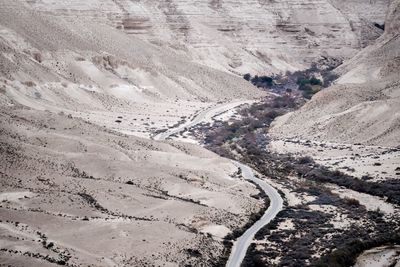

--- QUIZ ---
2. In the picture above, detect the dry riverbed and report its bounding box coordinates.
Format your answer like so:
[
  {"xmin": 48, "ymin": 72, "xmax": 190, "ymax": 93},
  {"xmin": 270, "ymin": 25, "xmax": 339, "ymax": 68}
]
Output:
[{"xmin": 183, "ymin": 94, "xmax": 400, "ymax": 267}]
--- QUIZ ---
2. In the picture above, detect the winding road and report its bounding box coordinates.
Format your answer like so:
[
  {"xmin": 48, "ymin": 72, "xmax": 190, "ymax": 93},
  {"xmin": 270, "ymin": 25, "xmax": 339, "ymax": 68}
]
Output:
[
  {"xmin": 154, "ymin": 101, "xmax": 284, "ymax": 267},
  {"xmin": 154, "ymin": 100, "xmax": 254, "ymax": 141},
  {"xmin": 226, "ymin": 161, "xmax": 283, "ymax": 267}
]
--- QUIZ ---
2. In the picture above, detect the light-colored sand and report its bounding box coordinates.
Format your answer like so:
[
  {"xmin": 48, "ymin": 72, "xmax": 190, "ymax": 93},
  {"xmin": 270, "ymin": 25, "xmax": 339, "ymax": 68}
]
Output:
[
  {"xmin": 200, "ymin": 225, "xmax": 231, "ymax": 239},
  {"xmin": 270, "ymin": 139, "xmax": 400, "ymax": 182},
  {"xmin": 270, "ymin": 1, "xmax": 400, "ymax": 147},
  {"xmin": 355, "ymin": 246, "xmax": 400, "ymax": 267},
  {"xmin": 0, "ymin": 191, "xmax": 35, "ymax": 202},
  {"xmin": 329, "ymin": 185, "xmax": 395, "ymax": 214},
  {"xmin": 269, "ymin": 139, "xmax": 399, "ymax": 215},
  {"xmin": 0, "ymin": 1, "xmax": 267, "ymax": 265},
  {"xmin": 0, "ymin": 0, "xmax": 264, "ymax": 140},
  {"xmin": 1, "ymin": 0, "xmax": 399, "ymax": 265},
  {"xmin": 0, "ymin": 105, "xmax": 264, "ymax": 266}
]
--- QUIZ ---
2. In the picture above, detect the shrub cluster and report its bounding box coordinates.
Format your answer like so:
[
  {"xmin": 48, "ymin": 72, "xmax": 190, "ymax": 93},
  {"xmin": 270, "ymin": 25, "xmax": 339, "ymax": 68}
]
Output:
[
  {"xmin": 243, "ymin": 74, "xmax": 275, "ymax": 88},
  {"xmin": 197, "ymin": 94, "xmax": 399, "ymax": 267},
  {"xmin": 313, "ymin": 233, "xmax": 400, "ymax": 267},
  {"xmin": 296, "ymin": 76, "xmax": 322, "ymax": 99}
]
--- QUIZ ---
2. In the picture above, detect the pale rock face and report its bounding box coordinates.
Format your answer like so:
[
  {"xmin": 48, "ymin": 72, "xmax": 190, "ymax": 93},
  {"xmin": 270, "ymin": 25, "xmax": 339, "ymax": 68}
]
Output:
[
  {"xmin": 0, "ymin": 0, "xmax": 266, "ymax": 138},
  {"xmin": 270, "ymin": 0, "xmax": 400, "ymax": 146},
  {"xmin": 24, "ymin": 0, "xmax": 389, "ymax": 74},
  {"xmin": 0, "ymin": 1, "xmax": 266, "ymax": 265},
  {"xmin": 385, "ymin": 0, "xmax": 400, "ymax": 35}
]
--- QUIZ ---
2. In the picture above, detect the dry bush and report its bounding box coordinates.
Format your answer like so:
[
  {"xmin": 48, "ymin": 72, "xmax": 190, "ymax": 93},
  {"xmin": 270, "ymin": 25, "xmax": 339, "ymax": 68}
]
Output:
[
  {"xmin": 298, "ymin": 156, "xmax": 314, "ymax": 165},
  {"xmin": 343, "ymin": 197, "xmax": 360, "ymax": 206},
  {"xmin": 33, "ymin": 52, "xmax": 42, "ymax": 63},
  {"xmin": 22, "ymin": 81, "xmax": 36, "ymax": 87}
]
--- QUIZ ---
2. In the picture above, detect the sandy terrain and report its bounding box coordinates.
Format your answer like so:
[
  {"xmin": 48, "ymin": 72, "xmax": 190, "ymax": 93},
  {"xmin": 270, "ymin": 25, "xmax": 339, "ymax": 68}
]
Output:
[
  {"xmin": 1, "ymin": 0, "xmax": 399, "ymax": 266},
  {"xmin": 355, "ymin": 246, "xmax": 400, "ymax": 267},
  {"xmin": 0, "ymin": 1, "xmax": 268, "ymax": 266},
  {"xmin": 269, "ymin": 139, "xmax": 400, "ymax": 215},
  {"xmin": 266, "ymin": 6, "xmax": 400, "ymax": 264},
  {"xmin": 0, "ymin": 0, "xmax": 264, "ymax": 139},
  {"xmin": 270, "ymin": 0, "xmax": 400, "ymax": 147},
  {"xmin": 270, "ymin": 139, "xmax": 400, "ymax": 182},
  {"xmin": 0, "ymin": 104, "xmax": 266, "ymax": 266},
  {"xmin": 240, "ymin": 169, "xmax": 399, "ymax": 266},
  {"xmin": 328, "ymin": 185, "xmax": 395, "ymax": 215}
]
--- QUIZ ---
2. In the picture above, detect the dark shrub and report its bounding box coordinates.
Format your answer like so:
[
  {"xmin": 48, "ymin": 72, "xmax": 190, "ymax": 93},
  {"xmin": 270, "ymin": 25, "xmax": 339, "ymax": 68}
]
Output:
[
  {"xmin": 251, "ymin": 75, "xmax": 259, "ymax": 84},
  {"xmin": 344, "ymin": 197, "xmax": 360, "ymax": 207},
  {"xmin": 259, "ymin": 76, "xmax": 274, "ymax": 86},
  {"xmin": 374, "ymin": 23, "xmax": 385, "ymax": 30},
  {"xmin": 297, "ymin": 77, "xmax": 310, "ymax": 87},
  {"xmin": 298, "ymin": 156, "xmax": 314, "ymax": 164},
  {"xmin": 310, "ymin": 76, "xmax": 322, "ymax": 86}
]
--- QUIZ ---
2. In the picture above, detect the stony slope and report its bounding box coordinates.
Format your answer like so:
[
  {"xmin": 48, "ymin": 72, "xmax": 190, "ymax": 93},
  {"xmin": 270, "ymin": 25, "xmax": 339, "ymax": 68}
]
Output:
[
  {"xmin": 270, "ymin": 0, "xmax": 400, "ymax": 146},
  {"xmin": 0, "ymin": 0, "xmax": 398, "ymax": 265},
  {"xmin": 22, "ymin": 0, "xmax": 389, "ymax": 74},
  {"xmin": 0, "ymin": 1, "xmax": 264, "ymax": 266},
  {"xmin": 0, "ymin": 0, "xmax": 264, "ymax": 138},
  {"xmin": 0, "ymin": 104, "xmax": 264, "ymax": 266}
]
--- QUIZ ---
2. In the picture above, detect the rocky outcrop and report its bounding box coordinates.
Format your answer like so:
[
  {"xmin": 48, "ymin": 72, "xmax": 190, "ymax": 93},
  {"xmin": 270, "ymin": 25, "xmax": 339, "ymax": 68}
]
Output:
[
  {"xmin": 23, "ymin": 0, "xmax": 390, "ymax": 74},
  {"xmin": 0, "ymin": 0, "xmax": 263, "ymax": 139},
  {"xmin": 0, "ymin": 0, "xmax": 262, "ymax": 101},
  {"xmin": 0, "ymin": 2, "xmax": 264, "ymax": 266},
  {"xmin": 386, "ymin": 0, "xmax": 400, "ymax": 35},
  {"xmin": 270, "ymin": 0, "xmax": 400, "ymax": 146}
]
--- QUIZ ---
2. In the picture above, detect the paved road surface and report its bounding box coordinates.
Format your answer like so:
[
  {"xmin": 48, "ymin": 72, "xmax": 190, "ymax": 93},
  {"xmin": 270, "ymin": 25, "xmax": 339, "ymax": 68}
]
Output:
[
  {"xmin": 226, "ymin": 161, "xmax": 283, "ymax": 267},
  {"xmin": 154, "ymin": 100, "xmax": 283, "ymax": 267}
]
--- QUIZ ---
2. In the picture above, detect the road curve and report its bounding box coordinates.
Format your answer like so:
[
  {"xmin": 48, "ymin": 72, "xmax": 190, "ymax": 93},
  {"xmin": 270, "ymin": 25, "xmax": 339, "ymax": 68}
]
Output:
[
  {"xmin": 154, "ymin": 100, "xmax": 253, "ymax": 141},
  {"xmin": 154, "ymin": 100, "xmax": 283, "ymax": 267},
  {"xmin": 226, "ymin": 161, "xmax": 283, "ymax": 267}
]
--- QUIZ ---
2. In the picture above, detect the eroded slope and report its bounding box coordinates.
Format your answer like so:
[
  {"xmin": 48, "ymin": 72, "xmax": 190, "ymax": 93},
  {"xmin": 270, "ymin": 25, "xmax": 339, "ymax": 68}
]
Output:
[
  {"xmin": 0, "ymin": 0, "xmax": 263, "ymax": 138},
  {"xmin": 0, "ymin": 1, "xmax": 265, "ymax": 266},
  {"xmin": 270, "ymin": 0, "xmax": 400, "ymax": 147},
  {"xmin": 22, "ymin": 0, "xmax": 389, "ymax": 74},
  {"xmin": 0, "ymin": 103, "xmax": 263, "ymax": 266}
]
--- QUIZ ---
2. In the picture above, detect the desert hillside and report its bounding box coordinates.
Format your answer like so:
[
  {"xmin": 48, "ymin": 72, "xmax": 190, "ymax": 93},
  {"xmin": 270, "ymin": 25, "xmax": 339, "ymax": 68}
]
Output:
[
  {"xmin": 1, "ymin": 0, "xmax": 400, "ymax": 266},
  {"xmin": 21, "ymin": 0, "xmax": 389, "ymax": 74},
  {"xmin": 0, "ymin": 1, "xmax": 265, "ymax": 138},
  {"xmin": 0, "ymin": 0, "xmax": 265, "ymax": 265},
  {"xmin": 0, "ymin": 104, "xmax": 264, "ymax": 266},
  {"xmin": 270, "ymin": 0, "xmax": 400, "ymax": 146}
]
